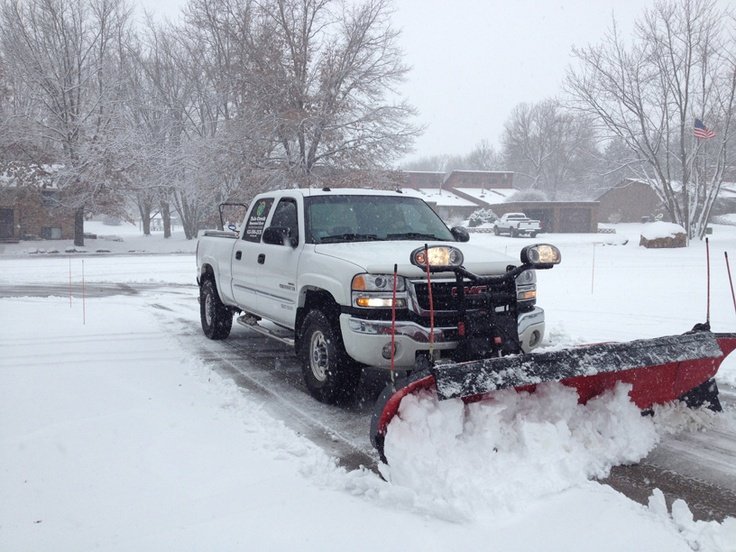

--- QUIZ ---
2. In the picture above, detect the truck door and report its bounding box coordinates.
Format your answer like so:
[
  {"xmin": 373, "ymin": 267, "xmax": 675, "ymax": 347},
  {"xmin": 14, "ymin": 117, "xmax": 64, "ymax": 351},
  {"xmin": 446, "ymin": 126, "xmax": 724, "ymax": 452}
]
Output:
[
  {"xmin": 257, "ymin": 197, "xmax": 301, "ymax": 327},
  {"xmin": 231, "ymin": 196, "xmax": 274, "ymax": 315}
]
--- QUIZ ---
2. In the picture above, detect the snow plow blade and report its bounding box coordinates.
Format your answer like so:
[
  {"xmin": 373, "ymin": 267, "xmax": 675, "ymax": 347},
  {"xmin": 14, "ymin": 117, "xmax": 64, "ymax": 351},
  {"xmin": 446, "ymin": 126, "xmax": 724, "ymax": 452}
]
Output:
[{"xmin": 370, "ymin": 331, "xmax": 736, "ymax": 462}]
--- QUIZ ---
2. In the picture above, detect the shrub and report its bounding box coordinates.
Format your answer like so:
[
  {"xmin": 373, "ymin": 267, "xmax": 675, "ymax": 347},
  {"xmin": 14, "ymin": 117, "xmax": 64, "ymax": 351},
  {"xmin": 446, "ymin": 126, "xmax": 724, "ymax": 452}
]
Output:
[{"xmin": 468, "ymin": 208, "xmax": 499, "ymax": 227}]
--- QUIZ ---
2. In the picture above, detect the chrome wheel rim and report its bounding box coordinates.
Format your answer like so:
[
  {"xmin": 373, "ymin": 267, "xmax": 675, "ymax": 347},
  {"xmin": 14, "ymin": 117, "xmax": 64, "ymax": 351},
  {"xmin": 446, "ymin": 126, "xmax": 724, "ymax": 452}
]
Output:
[
  {"xmin": 204, "ymin": 289, "xmax": 214, "ymax": 326},
  {"xmin": 309, "ymin": 331, "xmax": 329, "ymax": 382}
]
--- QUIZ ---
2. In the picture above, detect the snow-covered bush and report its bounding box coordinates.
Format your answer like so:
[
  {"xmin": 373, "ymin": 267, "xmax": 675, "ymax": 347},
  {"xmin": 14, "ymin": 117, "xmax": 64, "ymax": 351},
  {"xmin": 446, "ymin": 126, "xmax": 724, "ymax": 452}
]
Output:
[{"xmin": 467, "ymin": 208, "xmax": 499, "ymax": 227}]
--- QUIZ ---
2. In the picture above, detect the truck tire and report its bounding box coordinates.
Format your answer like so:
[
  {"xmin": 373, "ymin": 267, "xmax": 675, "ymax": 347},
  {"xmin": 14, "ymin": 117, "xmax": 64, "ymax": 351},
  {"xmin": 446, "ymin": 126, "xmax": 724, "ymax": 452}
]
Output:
[
  {"xmin": 511, "ymin": 228, "xmax": 518, "ymax": 237},
  {"xmin": 530, "ymin": 232, "xmax": 538, "ymax": 239},
  {"xmin": 298, "ymin": 310, "xmax": 361, "ymax": 404},
  {"xmin": 200, "ymin": 278, "xmax": 233, "ymax": 340},
  {"xmin": 493, "ymin": 226, "xmax": 500, "ymax": 236}
]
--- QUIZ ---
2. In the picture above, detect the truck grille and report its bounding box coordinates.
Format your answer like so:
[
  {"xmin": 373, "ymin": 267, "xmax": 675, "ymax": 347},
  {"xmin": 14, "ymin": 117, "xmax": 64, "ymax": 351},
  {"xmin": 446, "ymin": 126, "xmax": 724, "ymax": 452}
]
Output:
[
  {"xmin": 410, "ymin": 278, "xmax": 519, "ymax": 313},
  {"xmin": 411, "ymin": 281, "xmax": 460, "ymax": 311}
]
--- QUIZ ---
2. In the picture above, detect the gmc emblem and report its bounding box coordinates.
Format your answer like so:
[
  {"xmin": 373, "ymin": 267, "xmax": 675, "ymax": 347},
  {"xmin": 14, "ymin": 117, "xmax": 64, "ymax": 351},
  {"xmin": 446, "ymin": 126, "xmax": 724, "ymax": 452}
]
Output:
[{"xmin": 450, "ymin": 285, "xmax": 488, "ymax": 297}]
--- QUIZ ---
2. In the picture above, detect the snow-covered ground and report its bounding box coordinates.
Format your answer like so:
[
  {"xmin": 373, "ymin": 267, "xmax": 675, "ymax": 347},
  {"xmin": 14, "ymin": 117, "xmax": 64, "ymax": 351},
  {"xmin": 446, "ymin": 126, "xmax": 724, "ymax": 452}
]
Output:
[{"xmin": 1, "ymin": 221, "xmax": 736, "ymax": 551}]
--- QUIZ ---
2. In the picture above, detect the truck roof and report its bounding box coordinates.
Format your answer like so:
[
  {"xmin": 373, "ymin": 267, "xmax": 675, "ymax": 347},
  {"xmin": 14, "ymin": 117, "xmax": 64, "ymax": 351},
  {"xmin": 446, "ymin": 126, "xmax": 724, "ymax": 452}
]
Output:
[{"xmin": 262, "ymin": 187, "xmax": 410, "ymax": 198}]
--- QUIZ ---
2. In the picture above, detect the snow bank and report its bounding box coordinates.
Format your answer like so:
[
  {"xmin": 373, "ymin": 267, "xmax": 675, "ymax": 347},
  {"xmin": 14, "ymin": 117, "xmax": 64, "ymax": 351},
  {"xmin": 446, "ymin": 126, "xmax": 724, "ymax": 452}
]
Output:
[
  {"xmin": 640, "ymin": 221, "xmax": 686, "ymax": 240},
  {"xmin": 378, "ymin": 383, "xmax": 736, "ymax": 549},
  {"xmin": 381, "ymin": 383, "xmax": 658, "ymax": 519}
]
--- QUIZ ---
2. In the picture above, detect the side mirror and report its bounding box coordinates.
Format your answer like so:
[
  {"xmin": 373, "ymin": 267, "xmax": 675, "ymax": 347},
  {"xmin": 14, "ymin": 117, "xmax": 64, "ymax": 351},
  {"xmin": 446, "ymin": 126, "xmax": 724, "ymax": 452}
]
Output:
[
  {"xmin": 520, "ymin": 244, "xmax": 561, "ymax": 268},
  {"xmin": 227, "ymin": 223, "xmax": 238, "ymax": 232},
  {"xmin": 451, "ymin": 226, "xmax": 470, "ymax": 242},
  {"xmin": 263, "ymin": 226, "xmax": 296, "ymax": 247}
]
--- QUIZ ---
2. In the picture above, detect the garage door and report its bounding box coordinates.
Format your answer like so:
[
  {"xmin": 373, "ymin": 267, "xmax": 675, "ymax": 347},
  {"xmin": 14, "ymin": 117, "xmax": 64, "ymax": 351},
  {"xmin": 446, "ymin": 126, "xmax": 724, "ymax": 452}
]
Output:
[{"xmin": 559, "ymin": 208, "xmax": 591, "ymax": 233}]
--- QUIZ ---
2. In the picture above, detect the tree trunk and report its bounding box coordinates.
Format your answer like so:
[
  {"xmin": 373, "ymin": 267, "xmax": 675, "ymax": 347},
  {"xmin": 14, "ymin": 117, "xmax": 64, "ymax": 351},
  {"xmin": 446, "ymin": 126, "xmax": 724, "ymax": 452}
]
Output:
[
  {"xmin": 136, "ymin": 193, "xmax": 153, "ymax": 235},
  {"xmin": 73, "ymin": 207, "xmax": 85, "ymax": 247},
  {"xmin": 161, "ymin": 200, "xmax": 171, "ymax": 239},
  {"xmin": 141, "ymin": 213, "xmax": 151, "ymax": 235}
]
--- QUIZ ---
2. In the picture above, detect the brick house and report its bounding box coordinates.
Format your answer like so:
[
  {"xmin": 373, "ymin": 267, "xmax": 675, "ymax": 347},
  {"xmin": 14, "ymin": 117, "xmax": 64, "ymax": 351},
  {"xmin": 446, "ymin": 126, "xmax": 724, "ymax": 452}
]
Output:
[
  {"xmin": 0, "ymin": 163, "xmax": 74, "ymax": 241},
  {"xmin": 401, "ymin": 170, "xmax": 517, "ymax": 221},
  {"xmin": 596, "ymin": 179, "xmax": 667, "ymax": 223},
  {"xmin": 400, "ymin": 169, "xmax": 598, "ymax": 232}
]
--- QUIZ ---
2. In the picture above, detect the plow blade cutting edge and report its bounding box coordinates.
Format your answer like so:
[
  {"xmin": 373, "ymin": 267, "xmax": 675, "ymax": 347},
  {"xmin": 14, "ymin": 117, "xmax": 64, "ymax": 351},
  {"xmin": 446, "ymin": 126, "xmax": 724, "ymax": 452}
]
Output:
[{"xmin": 370, "ymin": 331, "xmax": 736, "ymax": 462}]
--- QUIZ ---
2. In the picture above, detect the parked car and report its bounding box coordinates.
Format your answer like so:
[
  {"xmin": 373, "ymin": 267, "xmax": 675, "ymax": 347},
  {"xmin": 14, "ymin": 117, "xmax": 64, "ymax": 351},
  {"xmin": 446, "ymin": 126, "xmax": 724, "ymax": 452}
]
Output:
[{"xmin": 494, "ymin": 213, "xmax": 541, "ymax": 238}]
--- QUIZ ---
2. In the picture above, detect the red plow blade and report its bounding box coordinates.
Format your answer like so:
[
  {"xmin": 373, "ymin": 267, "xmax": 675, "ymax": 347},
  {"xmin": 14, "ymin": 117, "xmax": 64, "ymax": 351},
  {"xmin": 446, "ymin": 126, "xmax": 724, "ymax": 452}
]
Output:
[{"xmin": 370, "ymin": 331, "xmax": 736, "ymax": 462}]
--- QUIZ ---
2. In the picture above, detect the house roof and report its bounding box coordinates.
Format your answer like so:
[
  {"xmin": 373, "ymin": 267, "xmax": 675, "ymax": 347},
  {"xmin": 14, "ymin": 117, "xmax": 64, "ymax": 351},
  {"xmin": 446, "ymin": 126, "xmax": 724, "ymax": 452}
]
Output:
[
  {"xmin": 400, "ymin": 187, "xmax": 477, "ymax": 207},
  {"xmin": 453, "ymin": 187, "xmax": 516, "ymax": 205},
  {"xmin": 443, "ymin": 169, "xmax": 514, "ymax": 189}
]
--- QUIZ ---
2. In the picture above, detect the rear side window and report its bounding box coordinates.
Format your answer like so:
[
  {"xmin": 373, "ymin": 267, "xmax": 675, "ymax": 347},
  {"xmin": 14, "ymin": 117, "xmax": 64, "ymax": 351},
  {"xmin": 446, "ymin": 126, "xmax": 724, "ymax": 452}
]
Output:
[{"xmin": 243, "ymin": 198, "xmax": 273, "ymax": 242}]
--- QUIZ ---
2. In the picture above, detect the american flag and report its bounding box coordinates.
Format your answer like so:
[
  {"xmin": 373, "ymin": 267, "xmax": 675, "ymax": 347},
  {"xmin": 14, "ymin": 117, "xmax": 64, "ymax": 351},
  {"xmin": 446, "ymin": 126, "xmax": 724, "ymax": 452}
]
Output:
[{"xmin": 694, "ymin": 118, "xmax": 716, "ymax": 139}]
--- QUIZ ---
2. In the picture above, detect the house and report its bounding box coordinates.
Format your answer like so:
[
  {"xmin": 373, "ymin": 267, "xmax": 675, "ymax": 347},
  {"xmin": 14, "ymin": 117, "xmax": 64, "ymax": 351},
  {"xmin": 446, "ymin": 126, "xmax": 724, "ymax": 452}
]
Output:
[
  {"xmin": 401, "ymin": 170, "xmax": 517, "ymax": 222},
  {"xmin": 596, "ymin": 178, "xmax": 736, "ymax": 223},
  {"xmin": 0, "ymin": 163, "xmax": 73, "ymax": 241},
  {"xmin": 490, "ymin": 201, "xmax": 599, "ymax": 233},
  {"xmin": 712, "ymin": 184, "xmax": 736, "ymax": 216},
  {"xmin": 596, "ymin": 179, "xmax": 667, "ymax": 223},
  {"xmin": 400, "ymin": 169, "xmax": 598, "ymax": 232}
]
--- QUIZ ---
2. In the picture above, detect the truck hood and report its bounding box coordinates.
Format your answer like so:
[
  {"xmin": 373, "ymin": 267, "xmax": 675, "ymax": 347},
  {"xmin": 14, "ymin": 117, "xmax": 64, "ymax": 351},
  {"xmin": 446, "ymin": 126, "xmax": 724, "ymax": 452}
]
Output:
[{"xmin": 312, "ymin": 240, "xmax": 515, "ymax": 277}]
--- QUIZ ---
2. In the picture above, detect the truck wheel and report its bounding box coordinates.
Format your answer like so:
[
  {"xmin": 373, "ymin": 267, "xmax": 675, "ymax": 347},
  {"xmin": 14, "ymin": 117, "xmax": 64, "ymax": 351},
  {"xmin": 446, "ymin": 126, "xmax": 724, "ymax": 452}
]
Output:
[
  {"xmin": 511, "ymin": 228, "xmax": 518, "ymax": 237},
  {"xmin": 493, "ymin": 226, "xmax": 500, "ymax": 236},
  {"xmin": 530, "ymin": 232, "xmax": 538, "ymax": 238},
  {"xmin": 200, "ymin": 278, "xmax": 233, "ymax": 340},
  {"xmin": 299, "ymin": 310, "xmax": 361, "ymax": 404}
]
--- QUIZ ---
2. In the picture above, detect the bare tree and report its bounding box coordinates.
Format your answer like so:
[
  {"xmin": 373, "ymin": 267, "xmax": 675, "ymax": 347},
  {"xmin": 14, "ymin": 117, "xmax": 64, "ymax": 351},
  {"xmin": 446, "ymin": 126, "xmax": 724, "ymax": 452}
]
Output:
[
  {"xmin": 567, "ymin": 0, "xmax": 736, "ymax": 239},
  {"xmin": 402, "ymin": 140, "xmax": 503, "ymax": 173},
  {"xmin": 0, "ymin": 0, "xmax": 135, "ymax": 245},
  {"xmin": 502, "ymin": 99, "xmax": 598, "ymax": 200},
  {"xmin": 238, "ymin": 0, "xmax": 419, "ymax": 182},
  {"xmin": 464, "ymin": 140, "xmax": 503, "ymax": 170}
]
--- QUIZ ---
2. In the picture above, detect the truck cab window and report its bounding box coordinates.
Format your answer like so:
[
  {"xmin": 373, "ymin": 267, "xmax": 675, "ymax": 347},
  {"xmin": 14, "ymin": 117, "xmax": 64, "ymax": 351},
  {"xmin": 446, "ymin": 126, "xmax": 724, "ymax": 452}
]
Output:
[{"xmin": 269, "ymin": 198, "xmax": 299, "ymax": 244}]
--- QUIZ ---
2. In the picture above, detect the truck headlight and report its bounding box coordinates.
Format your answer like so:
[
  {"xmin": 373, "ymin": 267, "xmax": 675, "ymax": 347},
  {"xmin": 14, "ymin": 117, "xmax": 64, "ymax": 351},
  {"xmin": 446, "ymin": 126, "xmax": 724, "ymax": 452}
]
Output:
[
  {"xmin": 352, "ymin": 274, "xmax": 405, "ymax": 292},
  {"xmin": 515, "ymin": 269, "xmax": 536, "ymax": 285},
  {"xmin": 352, "ymin": 273, "xmax": 407, "ymax": 309},
  {"xmin": 516, "ymin": 269, "xmax": 537, "ymax": 303}
]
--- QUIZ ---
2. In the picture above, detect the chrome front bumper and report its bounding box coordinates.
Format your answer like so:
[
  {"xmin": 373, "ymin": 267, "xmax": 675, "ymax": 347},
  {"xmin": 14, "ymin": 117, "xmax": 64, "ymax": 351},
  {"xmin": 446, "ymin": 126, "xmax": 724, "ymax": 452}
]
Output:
[{"xmin": 339, "ymin": 307, "xmax": 546, "ymax": 368}]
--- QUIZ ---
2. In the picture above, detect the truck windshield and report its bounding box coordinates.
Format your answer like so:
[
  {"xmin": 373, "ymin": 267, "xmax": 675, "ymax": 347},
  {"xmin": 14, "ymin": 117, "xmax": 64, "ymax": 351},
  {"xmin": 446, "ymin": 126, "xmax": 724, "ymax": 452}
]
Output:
[{"xmin": 304, "ymin": 195, "xmax": 455, "ymax": 244}]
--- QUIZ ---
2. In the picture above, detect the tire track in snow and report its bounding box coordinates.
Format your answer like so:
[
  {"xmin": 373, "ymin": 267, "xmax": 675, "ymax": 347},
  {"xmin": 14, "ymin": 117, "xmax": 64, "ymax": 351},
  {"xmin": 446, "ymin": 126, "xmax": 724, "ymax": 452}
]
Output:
[{"xmin": 162, "ymin": 312, "xmax": 382, "ymax": 472}]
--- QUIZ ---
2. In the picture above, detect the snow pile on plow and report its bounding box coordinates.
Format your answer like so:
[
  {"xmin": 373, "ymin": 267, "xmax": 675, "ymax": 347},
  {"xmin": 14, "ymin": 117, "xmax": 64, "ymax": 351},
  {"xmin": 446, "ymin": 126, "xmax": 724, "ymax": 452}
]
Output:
[{"xmin": 381, "ymin": 382, "xmax": 670, "ymax": 516}]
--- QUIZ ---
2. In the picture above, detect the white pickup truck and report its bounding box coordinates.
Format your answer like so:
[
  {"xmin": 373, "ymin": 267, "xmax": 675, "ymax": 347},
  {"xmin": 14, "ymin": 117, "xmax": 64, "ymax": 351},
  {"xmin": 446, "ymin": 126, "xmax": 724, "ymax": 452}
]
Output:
[
  {"xmin": 196, "ymin": 188, "xmax": 550, "ymax": 404},
  {"xmin": 494, "ymin": 212, "xmax": 542, "ymax": 237}
]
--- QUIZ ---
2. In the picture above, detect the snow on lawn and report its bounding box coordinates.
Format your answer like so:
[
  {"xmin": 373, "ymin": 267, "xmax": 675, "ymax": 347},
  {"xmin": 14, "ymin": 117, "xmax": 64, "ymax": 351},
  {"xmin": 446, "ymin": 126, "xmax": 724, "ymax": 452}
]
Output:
[
  {"xmin": 2, "ymin": 223, "xmax": 736, "ymax": 551},
  {"xmin": 0, "ymin": 219, "xmax": 197, "ymax": 257}
]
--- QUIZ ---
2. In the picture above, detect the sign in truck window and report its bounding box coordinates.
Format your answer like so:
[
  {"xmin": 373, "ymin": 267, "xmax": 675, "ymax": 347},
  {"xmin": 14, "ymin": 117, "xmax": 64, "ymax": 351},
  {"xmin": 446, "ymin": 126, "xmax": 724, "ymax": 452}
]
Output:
[{"xmin": 243, "ymin": 198, "xmax": 273, "ymax": 242}]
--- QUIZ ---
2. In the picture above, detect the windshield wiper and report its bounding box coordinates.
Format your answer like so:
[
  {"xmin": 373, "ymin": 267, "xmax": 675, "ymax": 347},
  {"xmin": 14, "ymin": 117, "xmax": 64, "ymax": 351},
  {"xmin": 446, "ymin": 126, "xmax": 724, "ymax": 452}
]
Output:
[
  {"xmin": 386, "ymin": 232, "xmax": 444, "ymax": 241},
  {"xmin": 319, "ymin": 233, "xmax": 381, "ymax": 243}
]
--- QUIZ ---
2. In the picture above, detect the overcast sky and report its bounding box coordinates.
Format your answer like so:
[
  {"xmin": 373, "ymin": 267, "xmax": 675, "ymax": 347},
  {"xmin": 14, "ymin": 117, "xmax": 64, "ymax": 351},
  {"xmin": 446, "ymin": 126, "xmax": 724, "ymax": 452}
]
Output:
[{"xmin": 136, "ymin": 0, "xmax": 651, "ymax": 163}]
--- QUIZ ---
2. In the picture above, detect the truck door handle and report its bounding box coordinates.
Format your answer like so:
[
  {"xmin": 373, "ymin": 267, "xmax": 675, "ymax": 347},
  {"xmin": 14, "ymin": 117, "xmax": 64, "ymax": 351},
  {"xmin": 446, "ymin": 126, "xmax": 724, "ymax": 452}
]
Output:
[
  {"xmin": 257, "ymin": 254, "xmax": 265, "ymax": 264},
  {"xmin": 235, "ymin": 251, "xmax": 242, "ymax": 260}
]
